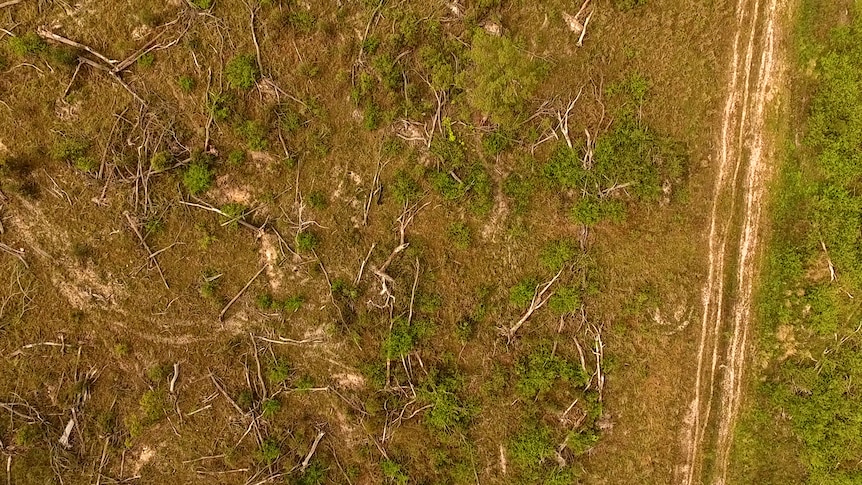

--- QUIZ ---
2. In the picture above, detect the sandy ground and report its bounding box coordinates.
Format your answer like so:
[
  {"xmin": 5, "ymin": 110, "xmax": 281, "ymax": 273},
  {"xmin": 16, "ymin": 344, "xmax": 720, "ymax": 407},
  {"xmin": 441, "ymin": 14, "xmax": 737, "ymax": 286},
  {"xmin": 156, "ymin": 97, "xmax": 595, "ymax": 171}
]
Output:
[{"xmin": 678, "ymin": 0, "xmax": 784, "ymax": 483}]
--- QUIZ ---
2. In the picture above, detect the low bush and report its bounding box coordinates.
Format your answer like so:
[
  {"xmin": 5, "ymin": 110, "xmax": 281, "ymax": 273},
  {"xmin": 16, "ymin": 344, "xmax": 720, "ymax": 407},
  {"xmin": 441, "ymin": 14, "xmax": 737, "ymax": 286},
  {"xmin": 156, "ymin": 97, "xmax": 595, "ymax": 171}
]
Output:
[
  {"xmin": 183, "ymin": 158, "xmax": 214, "ymax": 195},
  {"xmin": 225, "ymin": 54, "xmax": 260, "ymax": 90}
]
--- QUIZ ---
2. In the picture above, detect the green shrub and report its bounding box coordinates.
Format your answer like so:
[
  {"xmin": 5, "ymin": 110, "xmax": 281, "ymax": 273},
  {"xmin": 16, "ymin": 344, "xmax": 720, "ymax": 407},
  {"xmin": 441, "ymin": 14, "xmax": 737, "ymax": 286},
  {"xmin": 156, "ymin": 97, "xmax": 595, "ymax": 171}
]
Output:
[
  {"xmin": 391, "ymin": 169, "xmax": 422, "ymax": 205},
  {"xmin": 543, "ymin": 145, "xmax": 587, "ymax": 189},
  {"xmin": 381, "ymin": 459, "xmax": 409, "ymax": 485},
  {"xmin": 455, "ymin": 318, "xmax": 477, "ymax": 342},
  {"xmin": 509, "ymin": 278, "xmax": 538, "ymax": 308},
  {"xmin": 567, "ymin": 428, "xmax": 599, "ymax": 455},
  {"xmin": 540, "ymin": 239, "xmax": 578, "ymax": 271},
  {"xmin": 225, "ymin": 54, "xmax": 260, "ymax": 90},
  {"xmin": 235, "ymin": 120, "xmax": 269, "ymax": 150},
  {"xmin": 281, "ymin": 295, "xmax": 304, "ymax": 312},
  {"xmin": 509, "ymin": 424, "xmax": 555, "ymax": 470},
  {"xmin": 295, "ymin": 231, "xmax": 319, "ymax": 252},
  {"xmin": 516, "ymin": 345, "xmax": 585, "ymax": 398},
  {"xmin": 139, "ymin": 390, "xmax": 166, "ymax": 423},
  {"xmin": 447, "ymin": 222, "xmax": 471, "ymax": 249},
  {"xmin": 146, "ymin": 363, "xmax": 172, "ymax": 383},
  {"xmin": 52, "ymin": 137, "xmax": 89, "ymax": 162},
  {"xmin": 418, "ymin": 44, "xmax": 458, "ymax": 91},
  {"xmin": 288, "ymin": 9, "xmax": 317, "ymax": 33},
  {"xmin": 150, "ymin": 151, "xmax": 173, "ymax": 172},
  {"xmin": 331, "ymin": 278, "xmax": 359, "ymax": 301},
  {"xmin": 14, "ymin": 424, "xmax": 40, "ymax": 446},
  {"xmin": 503, "ymin": 172, "xmax": 535, "ymax": 213},
  {"xmin": 297, "ymin": 461, "xmax": 328, "ymax": 485},
  {"xmin": 74, "ymin": 157, "xmax": 99, "ymax": 173},
  {"xmin": 137, "ymin": 52, "xmax": 155, "ymax": 68},
  {"xmin": 227, "ymin": 149, "xmax": 245, "ymax": 166},
  {"xmin": 277, "ymin": 106, "xmax": 302, "ymax": 133},
  {"xmin": 429, "ymin": 171, "xmax": 466, "ymax": 201},
  {"xmin": 483, "ymin": 129, "xmax": 512, "ymax": 156},
  {"xmin": 257, "ymin": 438, "xmax": 281, "ymax": 464},
  {"xmin": 206, "ymin": 92, "xmax": 232, "ymax": 120},
  {"xmin": 308, "ymin": 190, "xmax": 327, "ymax": 209},
  {"xmin": 261, "ymin": 398, "xmax": 281, "ymax": 417},
  {"xmin": 382, "ymin": 319, "xmax": 417, "ymax": 360},
  {"xmin": 178, "ymin": 75, "xmax": 196, "ymax": 93},
  {"xmin": 465, "ymin": 32, "xmax": 547, "ymax": 124},
  {"xmin": 220, "ymin": 203, "xmax": 246, "ymax": 229},
  {"xmin": 267, "ymin": 359, "xmax": 292, "ymax": 385},
  {"xmin": 420, "ymin": 369, "xmax": 473, "ymax": 433},
  {"xmin": 183, "ymin": 160, "xmax": 214, "ymax": 195},
  {"xmin": 362, "ymin": 103, "xmax": 382, "ymax": 130},
  {"xmin": 256, "ymin": 293, "xmax": 274, "ymax": 310},
  {"xmin": 572, "ymin": 197, "xmax": 625, "ymax": 226},
  {"xmin": 549, "ymin": 286, "xmax": 581, "ymax": 314},
  {"xmin": 236, "ymin": 389, "xmax": 254, "ymax": 411},
  {"xmin": 199, "ymin": 275, "xmax": 218, "ymax": 298},
  {"xmin": 190, "ymin": 0, "xmax": 212, "ymax": 9},
  {"xmin": 8, "ymin": 32, "xmax": 46, "ymax": 57},
  {"xmin": 592, "ymin": 111, "xmax": 685, "ymax": 200},
  {"xmin": 144, "ymin": 218, "xmax": 164, "ymax": 237}
]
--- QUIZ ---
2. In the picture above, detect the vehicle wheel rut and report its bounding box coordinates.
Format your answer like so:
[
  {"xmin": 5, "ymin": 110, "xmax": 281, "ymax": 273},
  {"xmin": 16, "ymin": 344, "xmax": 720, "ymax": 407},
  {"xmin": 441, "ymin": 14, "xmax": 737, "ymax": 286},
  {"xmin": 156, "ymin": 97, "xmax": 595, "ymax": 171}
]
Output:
[{"xmin": 679, "ymin": 0, "xmax": 784, "ymax": 483}]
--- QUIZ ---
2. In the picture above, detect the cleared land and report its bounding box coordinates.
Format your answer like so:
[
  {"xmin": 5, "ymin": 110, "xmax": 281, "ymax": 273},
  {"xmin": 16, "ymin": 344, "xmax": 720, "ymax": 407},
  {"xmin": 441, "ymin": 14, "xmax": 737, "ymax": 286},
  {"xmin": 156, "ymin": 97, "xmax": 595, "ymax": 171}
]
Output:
[{"xmin": 0, "ymin": 0, "xmax": 804, "ymax": 484}]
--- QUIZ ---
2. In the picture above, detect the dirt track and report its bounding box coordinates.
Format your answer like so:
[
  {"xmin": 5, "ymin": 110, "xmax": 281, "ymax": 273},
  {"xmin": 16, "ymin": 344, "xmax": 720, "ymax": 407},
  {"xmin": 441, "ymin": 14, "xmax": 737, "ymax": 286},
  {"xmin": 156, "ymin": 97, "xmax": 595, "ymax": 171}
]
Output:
[{"xmin": 679, "ymin": 0, "xmax": 783, "ymax": 483}]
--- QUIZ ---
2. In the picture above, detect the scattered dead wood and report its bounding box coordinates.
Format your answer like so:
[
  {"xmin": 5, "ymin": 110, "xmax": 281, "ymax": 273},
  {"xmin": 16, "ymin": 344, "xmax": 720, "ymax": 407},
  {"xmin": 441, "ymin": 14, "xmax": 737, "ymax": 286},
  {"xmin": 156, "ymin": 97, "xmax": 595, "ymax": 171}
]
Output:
[
  {"xmin": 218, "ymin": 264, "xmax": 268, "ymax": 322},
  {"xmin": 556, "ymin": 88, "xmax": 584, "ymax": 149},
  {"xmin": 502, "ymin": 268, "xmax": 564, "ymax": 342},
  {"xmin": 181, "ymin": 199, "xmax": 262, "ymax": 234},
  {"xmin": 37, "ymin": 28, "xmax": 117, "ymax": 67},
  {"xmin": 578, "ymin": 10, "xmax": 594, "ymax": 47},
  {"xmin": 355, "ymin": 243, "xmax": 376, "ymax": 285},
  {"xmin": 125, "ymin": 211, "xmax": 169, "ymax": 289},
  {"xmin": 363, "ymin": 159, "xmax": 386, "ymax": 225},
  {"xmin": 209, "ymin": 372, "xmax": 245, "ymax": 415},
  {"xmin": 820, "ymin": 239, "xmax": 836, "ymax": 282},
  {"xmin": 0, "ymin": 242, "xmax": 26, "ymax": 268},
  {"xmin": 370, "ymin": 201, "xmax": 429, "ymax": 306},
  {"xmin": 253, "ymin": 335, "xmax": 323, "ymax": 346},
  {"xmin": 0, "ymin": 0, "xmax": 23, "ymax": 8},
  {"xmin": 301, "ymin": 431, "xmax": 326, "ymax": 472},
  {"xmin": 169, "ymin": 363, "xmax": 180, "ymax": 394}
]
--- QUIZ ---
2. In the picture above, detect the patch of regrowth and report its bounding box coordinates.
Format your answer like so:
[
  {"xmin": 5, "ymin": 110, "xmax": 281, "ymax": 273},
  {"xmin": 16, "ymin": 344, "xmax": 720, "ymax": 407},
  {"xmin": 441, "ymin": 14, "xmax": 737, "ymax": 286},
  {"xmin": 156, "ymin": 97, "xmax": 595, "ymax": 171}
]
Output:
[
  {"xmin": 8, "ymin": 32, "xmax": 46, "ymax": 57},
  {"xmin": 178, "ymin": 74, "xmax": 196, "ymax": 93},
  {"xmin": 225, "ymin": 54, "xmax": 260, "ymax": 90},
  {"xmin": 540, "ymin": 239, "xmax": 578, "ymax": 271},
  {"xmin": 295, "ymin": 230, "xmax": 319, "ymax": 252},
  {"xmin": 257, "ymin": 437, "xmax": 281, "ymax": 465},
  {"xmin": 509, "ymin": 423, "xmax": 555, "ymax": 471},
  {"xmin": 261, "ymin": 398, "xmax": 281, "ymax": 418},
  {"xmin": 465, "ymin": 31, "xmax": 547, "ymax": 125},
  {"xmin": 571, "ymin": 197, "xmax": 625, "ymax": 226},
  {"xmin": 149, "ymin": 151, "xmax": 173, "ymax": 172},
  {"xmin": 391, "ymin": 169, "xmax": 423, "ymax": 205},
  {"xmin": 235, "ymin": 119, "xmax": 269, "ymax": 150},
  {"xmin": 137, "ymin": 52, "xmax": 155, "ymax": 68},
  {"xmin": 381, "ymin": 459, "xmax": 409, "ymax": 485},
  {"xmin": 183, "ymin": 155, "xmax": 214, "ymax": 195},
  {"xmin": 447, "ymin": 221, "xmax": 472, "ymax": 250},
  {"xmin": 548, "ymin": 286, "xmax": 581, "ymax": 315},
  {"xmin": 267, "ymin": 359, "xmax": 292, "ymax": 386},
  {"xmin": 509, "ymin": 277, "xmax": 538, "ymax": 309},
  {"xmin": 308, "ymin": 190, "xmax": 328, "ymax": 209},
  {"xmin": 516, "ymin": 345, "xmax": 586, "ymax": 398},
  {"xmin": 219, "ymin": 203, "xmax": 247, "ymax": 229}
]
